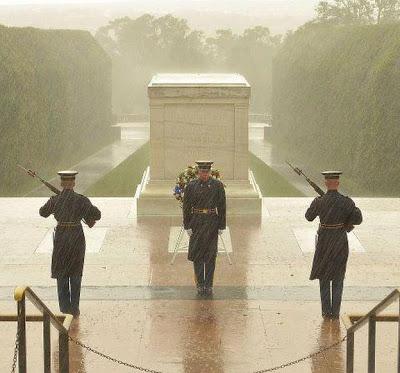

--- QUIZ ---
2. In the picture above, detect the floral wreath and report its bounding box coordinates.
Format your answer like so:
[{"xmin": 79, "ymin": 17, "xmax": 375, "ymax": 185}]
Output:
[{"xmin": 173, "ymin": 164, "xmax": 223, "ymax": 205}]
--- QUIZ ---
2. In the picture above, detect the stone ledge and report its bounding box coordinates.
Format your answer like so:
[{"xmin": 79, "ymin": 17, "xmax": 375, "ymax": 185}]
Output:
[
  {"xmin": 148, "ymin": 86, "xmax": 251, "ymax": 99},
  {"xmin": 137, "ymin": 179, "xmax": 261, "ymax": 216}
]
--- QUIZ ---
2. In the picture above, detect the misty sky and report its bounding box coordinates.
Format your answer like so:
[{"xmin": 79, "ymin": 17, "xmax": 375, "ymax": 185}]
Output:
[
  {"xmin": 0, "ymin": 0, "xmax": 319, "ymax": 34},
  {"xmin": 1, "ymin": 0, "xmax": 317, "ymax": 6}
]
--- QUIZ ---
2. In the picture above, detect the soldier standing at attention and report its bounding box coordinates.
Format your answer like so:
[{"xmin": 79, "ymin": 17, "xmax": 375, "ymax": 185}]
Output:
[
  {"xmin": 306, "ymin": 171, "xmax": 362, "ymax": 319},
  {"xmin": 183, "ymin": 161, "xmax": 226, "ymax": 297},
  {"xmin": 39, "ymin": 171, "xmax": 101, "ymax": 317}
]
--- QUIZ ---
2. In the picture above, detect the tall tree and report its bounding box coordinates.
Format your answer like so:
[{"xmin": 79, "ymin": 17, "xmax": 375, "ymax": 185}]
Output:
[
  {"xmin": 95, "ymin": 14, "xmax": 208, "ymax": 113},
  {"xmin": 316, "ymin": 0, "xmax": 400, "ymax": 24},
  {"xmin": 206, "ymin": 26, "xmax": 280, "ymax": 111},
  {"xmin": 316, "ymin": 0, "xmax": 374, "ymax": 24},
  {"xmin": 375, "ymin": 0, "xmax": 400, "ymax": 23},
  {"xmin": 96, "ymin": 14, "xmax": 280, "ymax": 114}
]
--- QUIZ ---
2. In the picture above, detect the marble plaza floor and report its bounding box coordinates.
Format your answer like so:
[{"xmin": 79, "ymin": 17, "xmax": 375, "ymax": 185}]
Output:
[{"xmin": 1, "ymin": 197, "xmax": 400, "ymax": 372}]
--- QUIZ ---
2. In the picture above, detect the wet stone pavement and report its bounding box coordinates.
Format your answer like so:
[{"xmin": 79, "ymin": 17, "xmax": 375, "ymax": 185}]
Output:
[{"xmin": 1, "ymin": 197, "xmax": 400, "ymax": 372}]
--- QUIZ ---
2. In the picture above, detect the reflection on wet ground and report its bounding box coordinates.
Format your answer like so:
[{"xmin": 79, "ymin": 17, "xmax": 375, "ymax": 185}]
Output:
[
  {"xmin": 1, "ymin": 197, "xmax": 400, "ymax": 371},
  {"xmin": 311, "ymin": 320, "xmax": 344, "ymax": 373},
  {"xmin": 182, "ymin": 302, "xmax": 224, "ymax": 373},
  {"xmin": 68, "ymin": 319, "xmax": 86, "ymax": 373},
  {"xmin": 1, "ymin": 300, "xmax": 353, "ymax": 373}
]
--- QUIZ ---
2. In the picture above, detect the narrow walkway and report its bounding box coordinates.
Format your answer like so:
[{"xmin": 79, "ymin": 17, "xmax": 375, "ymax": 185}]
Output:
[{"xmin": 26, "ymin": 137, "xmax": 148, "ymax": 197}]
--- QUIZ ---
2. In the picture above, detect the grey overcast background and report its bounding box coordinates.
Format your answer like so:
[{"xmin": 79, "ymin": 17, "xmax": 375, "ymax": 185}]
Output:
[{"xmin": 0, "ymin": 0, "xmax": 318, "ymax": 34}]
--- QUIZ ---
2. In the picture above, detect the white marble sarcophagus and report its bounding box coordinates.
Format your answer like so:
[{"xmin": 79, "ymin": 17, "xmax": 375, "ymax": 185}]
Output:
[{"xmin": 137, "ymin": 73, "xmax": 261, "ymax": 216}]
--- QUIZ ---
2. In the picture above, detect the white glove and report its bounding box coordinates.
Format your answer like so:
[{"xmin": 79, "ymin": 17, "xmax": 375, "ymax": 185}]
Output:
[
  {"xmin": 186, "ymin": 228, "xmax": 193, "ymax": 236},
  {"xmin": 218, "ymin": 229, "xmax": 224, "ymax": 235}
]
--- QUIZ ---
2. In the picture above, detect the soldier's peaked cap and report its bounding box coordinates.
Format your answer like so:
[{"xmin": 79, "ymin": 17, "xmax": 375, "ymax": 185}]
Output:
[
  {"xmin": 195, "ymin": 161, "xmax": 213, "ymax": 170},
  {"xmin": 321, "ymin": 171, "xmax": 342, "ymax": 179},
  {"xmin": 58, "ymin": 170, "xmax": 78, "ymax": 179}
]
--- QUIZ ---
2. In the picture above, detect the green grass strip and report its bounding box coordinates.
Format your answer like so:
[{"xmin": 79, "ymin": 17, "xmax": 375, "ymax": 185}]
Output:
[
  {"xmin": 86, "ymin": 144, "xmax": 303, "ymax": 197},
  {"xmin": 249, "ymin": 153, "xmax": 305, "ymax": 197},
  {"xmin": 85, "ymin": 143, "xmax": 149, "ymax": 197}
]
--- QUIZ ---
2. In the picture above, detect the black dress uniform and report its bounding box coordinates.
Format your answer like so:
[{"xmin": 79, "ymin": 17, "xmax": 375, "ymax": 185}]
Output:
[
  {"xmin": 39, "ymin": 171, "xmax": 101, "ymax": 316},
  {"xmin": 183, "ymin": 161, "xmax": 226, "ymax": 296},
  {"xmin": 305, "ymin": 171, "xmax": 362, "ymax": 318}
]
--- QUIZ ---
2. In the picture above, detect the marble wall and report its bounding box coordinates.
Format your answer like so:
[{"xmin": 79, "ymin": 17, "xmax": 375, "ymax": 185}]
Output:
[{"xmin": 148, "ymin": 74, "xmax": 251, "ymax": 181}]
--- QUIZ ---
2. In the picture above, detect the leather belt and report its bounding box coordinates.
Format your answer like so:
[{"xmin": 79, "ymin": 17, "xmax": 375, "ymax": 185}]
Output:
[
  {"xmin": 192, "ymin": 208, "xmax": 218, "ymax": 215},
  {"xmin": 319, "ymin": 223, "xmax": 344, "ymax": 230},
  {"xmin": 57, "ymin": 221, "xmax": 81, "ymax": 227}
]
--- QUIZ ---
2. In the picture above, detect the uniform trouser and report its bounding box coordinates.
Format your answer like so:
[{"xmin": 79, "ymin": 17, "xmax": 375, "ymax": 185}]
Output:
[
  {"xmin": 57, "ymin": 275, "xmax": 82, "ymax": 314},
  {"xmin": 319, "ymin": 277, "xmax": 344, "ymax": 316},
  {"xmin": 193, "ymin": 257, "xmax": 216, "ymax": 288}
]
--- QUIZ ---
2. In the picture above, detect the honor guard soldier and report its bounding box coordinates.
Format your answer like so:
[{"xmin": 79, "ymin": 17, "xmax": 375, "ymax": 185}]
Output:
[
  {"xmin": 39, "ymin": 171, "xmax": 101, "ymax": 317},
  {"xmin": 183, "ymin": 161, "xmax": 226, "ymax": 297},
  {"xmin": 306, "ymin": 171, "xmax": 362, "ymax": 319}
]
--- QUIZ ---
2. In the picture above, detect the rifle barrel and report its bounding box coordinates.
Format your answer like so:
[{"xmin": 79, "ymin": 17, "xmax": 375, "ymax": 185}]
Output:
[
  {"xmin": 17, "ymin": 164, "xmax": 30, "ymax": 174},
  {"xmin": 286, "ymin": 161, "xmax": 302, "ymax": 176},
  {"xmin": 286, "ymin": 162, "xmax": 325, "ymax": 196},
  {"xmin": 17, "ymin": 164, "xmax": 91, "ymax": 226}
]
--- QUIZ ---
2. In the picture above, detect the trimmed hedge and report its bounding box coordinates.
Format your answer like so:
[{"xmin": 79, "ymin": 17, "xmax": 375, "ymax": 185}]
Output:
[
  {"xmin": 272, "ymin": 23, "xmax": 400, "ymax": 196},
  {"xmin": 0, "ymin": 25, "xmax": 114, "ymax": 195}
]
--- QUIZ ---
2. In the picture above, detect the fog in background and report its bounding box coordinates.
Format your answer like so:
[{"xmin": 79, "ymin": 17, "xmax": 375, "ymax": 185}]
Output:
[
  {"xmin": 0, "ymin": 0, "xmax": 317, "ymax": 35},
  {"xmin": 0, "ymin": 0, "xmax": 319, "ymax": 115},
  {"xmin": 2, "ymin": 0, "xmax": 400, "ymax": 197}
]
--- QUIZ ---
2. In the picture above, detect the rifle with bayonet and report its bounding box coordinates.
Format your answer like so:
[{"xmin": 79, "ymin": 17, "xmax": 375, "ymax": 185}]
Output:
[
  {"xmin": 18, "ymin": 164, "xmax": 60, "ymax": 194},
  {"xmin": 17, "ymin": 165, "xmax": 95, "ymax": 227},
  {"xmin": 286, "ymin": 161, "xmax": 325, "ymax": 196},
  {"xmin": 286, "ymin": 161, "xmax": 354, "ymax": 232}
]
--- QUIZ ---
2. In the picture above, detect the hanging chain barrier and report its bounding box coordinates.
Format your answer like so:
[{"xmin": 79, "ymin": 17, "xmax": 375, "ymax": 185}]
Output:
[
  {"xmin": 65, "ymin": 331, "xmax": 346, "ymax": 373},
  {"xmin": 10, "ymin": 331, "xmax": 19, "ymax": 373},
  {"xmin": 253, "ymin": 335, "xmax": 347, "ymax": 373},
  {"xmin": 67, "ymin": 334, "xmax": 163, "ymax": 373},
  {"xmin": 11, "ymin": 322, "xmax": 346, "ymax": 373}
]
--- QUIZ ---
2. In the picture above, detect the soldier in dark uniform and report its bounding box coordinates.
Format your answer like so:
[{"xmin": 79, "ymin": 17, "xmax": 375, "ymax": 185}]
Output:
[
  {"xmin": 183, "ymin": 161, "xmax": 226, "ymax": 297},
  {"xmin": 306, "ymin": 171, "xmax": 362, "ymax": 319},
  {"xmin": 39, "ymin": 171, "xmax": 101, "ymax": 316}
]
